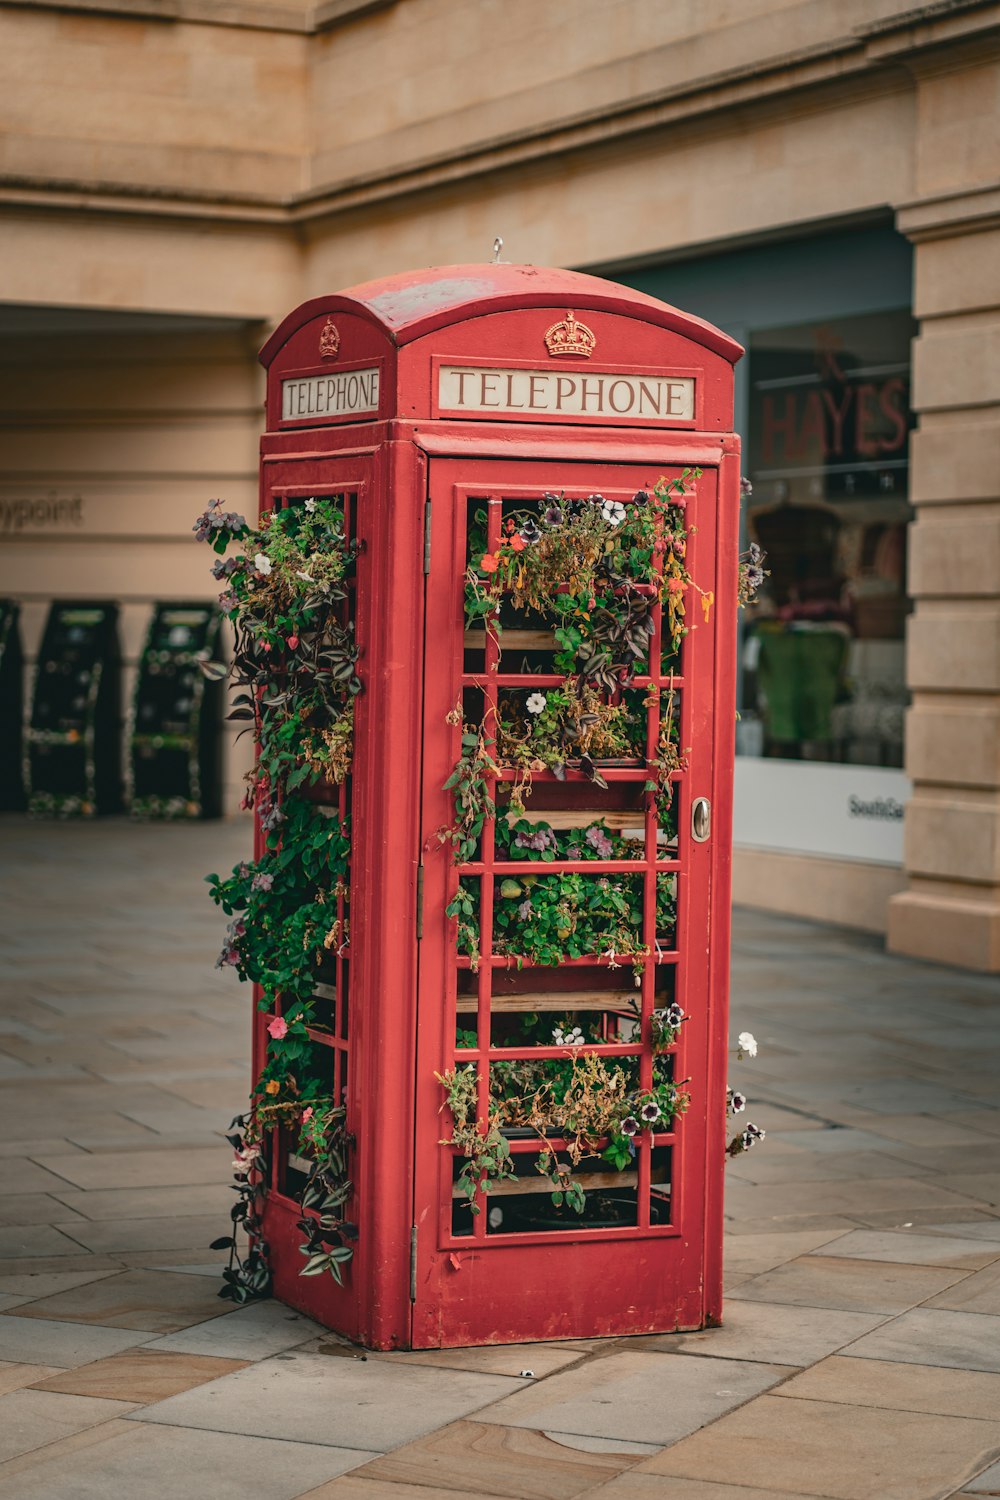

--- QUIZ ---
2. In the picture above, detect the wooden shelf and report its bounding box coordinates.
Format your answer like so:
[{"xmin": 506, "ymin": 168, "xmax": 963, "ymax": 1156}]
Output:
[
  {"xmin": 464, "ymin": 629, "xmax": 555, "ymax": 649},
  {"xmin": 456, "ymin": 988, "xmax": 646, "ymax": 1014},
  {"xmin": 451, "ymin": 1165, "xmax": 670, "ymax": 1199},
  {"xmin": 506, "ymin": 808, "xmax": 646, "ymax": 832}
]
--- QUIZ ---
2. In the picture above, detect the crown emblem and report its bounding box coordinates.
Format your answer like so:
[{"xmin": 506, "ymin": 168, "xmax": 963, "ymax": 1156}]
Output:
[
  {"xmin": 319, "ymin": 318, "xmax": 340, "ymax": 359},
  {"xmin": 544, "ymin": 310, "xmax": 596, "ymax": 359}
]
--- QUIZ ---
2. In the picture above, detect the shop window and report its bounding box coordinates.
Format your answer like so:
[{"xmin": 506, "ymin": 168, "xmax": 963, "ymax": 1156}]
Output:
[{"xmin": 739, "ymin": 311, "xmax": 915, "ymax": 769}]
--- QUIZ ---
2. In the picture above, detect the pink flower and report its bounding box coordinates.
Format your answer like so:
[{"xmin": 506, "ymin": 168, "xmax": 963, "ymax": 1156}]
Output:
[
  {"xmin": 301, "ymin": 1106, "xmax": 314, "ymax": 1122},
  {"xmin": 260, "ymin": 641, "xmax": 272, "ymax": 652},
  {"xmin": 267, "ymin": 1016, "xmax": 288, "ymax": 1039},
  {"xmin": 286, "ymin": 635, "xmax": 299, "ymax": 650}
]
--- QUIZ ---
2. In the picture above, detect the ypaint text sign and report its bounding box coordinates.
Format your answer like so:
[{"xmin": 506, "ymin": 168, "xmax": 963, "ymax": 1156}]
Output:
[
  {"xmin": 282, "ymin": 367, "xmax": 380, "ymax": 422},
  {"xmin": 437, "ymin": 365, "xmax": 695, "ymax": 422}
]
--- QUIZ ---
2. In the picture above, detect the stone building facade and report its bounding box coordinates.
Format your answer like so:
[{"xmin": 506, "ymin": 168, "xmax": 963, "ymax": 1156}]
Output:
[{"xmin": 1, "ymin": 0, "xmax": 998, "ymax": 968}]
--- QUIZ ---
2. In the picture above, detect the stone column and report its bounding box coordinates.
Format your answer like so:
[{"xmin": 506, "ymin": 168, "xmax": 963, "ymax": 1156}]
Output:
[{"xmin": 889, "ymin": 175, "xmax": 1000, "ymax": 970}]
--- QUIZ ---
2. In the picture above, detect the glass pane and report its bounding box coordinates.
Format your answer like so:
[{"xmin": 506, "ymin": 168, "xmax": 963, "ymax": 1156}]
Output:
[{"xmin": 743, "ymin": 310, "xmax": 914, "ymax": 768}]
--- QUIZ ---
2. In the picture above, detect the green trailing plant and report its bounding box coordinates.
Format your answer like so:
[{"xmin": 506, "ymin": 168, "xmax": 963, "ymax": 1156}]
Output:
[
  {"xmin": 447, "ymin": 867, "xmax": 676, "ymax": 968},
  {"xmin": 440, "ymin": 1048, "xmax": 690, "ymax": 1212},
  {"xmin": 436, "ymin": 1065, "xmax": 516, "ymax": 1209},
  {"xmin": 196, "ymin": 494, "xmax": 359, "ymax": 1288},
  {"xmin": 194, "ymin": 495, "xmax": 360, "ymax": 813}
]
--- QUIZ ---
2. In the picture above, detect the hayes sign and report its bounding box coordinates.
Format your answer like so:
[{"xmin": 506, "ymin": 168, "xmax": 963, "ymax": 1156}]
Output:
[{"xmin": 437, "ymin": 365, "xmax": 695, "ymax": 421}]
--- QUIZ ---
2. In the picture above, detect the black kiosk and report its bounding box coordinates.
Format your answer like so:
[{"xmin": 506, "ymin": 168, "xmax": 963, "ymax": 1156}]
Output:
[
  {"xmin": 27, "ymin": 601, "xmax": 122, "ymax": 817},
  {"xmin": 128, "ymin": 602, "xmax": 224, "ymax": 819},
  {"xmin": 0, "ymin": 600, "xmax": 25, "ymax": 811}
]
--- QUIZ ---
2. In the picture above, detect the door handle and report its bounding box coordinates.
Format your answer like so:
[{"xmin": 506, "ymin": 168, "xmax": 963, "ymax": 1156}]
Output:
[{"xmin": 691, "ymin": 797, "xmax": 711, "ymax": 843}]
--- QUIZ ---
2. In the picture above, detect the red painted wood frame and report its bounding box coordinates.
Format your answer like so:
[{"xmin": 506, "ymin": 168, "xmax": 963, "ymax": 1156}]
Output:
[
  {"xmin": 249, "ymin": 420, "xmax": 739, "ymax": 1349},
  {"xmin": 412, "ymin": 448, "xmax": 737, "ymax": 1347}
]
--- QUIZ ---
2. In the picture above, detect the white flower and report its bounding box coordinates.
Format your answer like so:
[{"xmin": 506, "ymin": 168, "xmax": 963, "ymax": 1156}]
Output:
[
  {"xmin": 304, "ymin": 497, "xmax": 316, "ymax": 512},
  {"xmin": 526, "ymin": 692, "xmax": 547, "ymax": 715},
  {"xmin": 254, "ymin": 553, "xmax": 273, "ymax": 576},
  {"xmin": 553, "ymin": 1025, "xmax": 584, "ymax": 1047},
  {"xmin": 729, "ymin": 1089, "xmax": 747, "ymax": 1114},
  {"xmin": 737, "ymin": 1031, "xmax": 757, "ymax": 1058},
  {"xmin": 601, "ymin": 499, "xmax": 626, "ymax": 527}
]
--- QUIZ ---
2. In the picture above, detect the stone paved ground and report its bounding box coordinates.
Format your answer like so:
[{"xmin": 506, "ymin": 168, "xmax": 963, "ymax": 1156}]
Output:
[{"xmin": 2, "ymin": 816, "xmax": 1000, "ymax": 1500}]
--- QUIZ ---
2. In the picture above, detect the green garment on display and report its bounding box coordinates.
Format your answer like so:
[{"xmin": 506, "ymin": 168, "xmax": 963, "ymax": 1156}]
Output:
[{"xmin": 757, "ymin": 628, "xmax": 848, "ymax": 744}]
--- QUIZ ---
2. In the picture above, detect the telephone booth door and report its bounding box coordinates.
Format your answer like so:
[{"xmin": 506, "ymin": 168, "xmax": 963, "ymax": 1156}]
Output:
[{"xmin": 413, "ymin": 450, "xmax": 733, "ymax": 1348}]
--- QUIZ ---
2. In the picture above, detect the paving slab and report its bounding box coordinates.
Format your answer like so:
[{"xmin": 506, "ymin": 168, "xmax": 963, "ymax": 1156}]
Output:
[
  {"xmin": 723, "ymin": 1229, "xmax": 851, "ymax": 1275},
  {"xmin": 53, "ymin": 1212, "xmax": 225, "ymax": 1254},
  {"xmin": 141, "ymin": 1299, "xmax": 326, "ymax": 1361},
  {"xmin": 0, "ymin": 1269, "xmax": 118, "ymax": 1300},
  {"xmin": 0, "ymin": 1224, "xmax": 85, "ymax": 1260},
  {"xmin": 806, "ymin": 1229, "xmax": 1000, "ymax": 1269},
  {"xmin": 842, "ymin": 1307, "xmax": 1000, "ymax": 1374},
  {"xmin": 132, "ymin": 1347, "xmax": 529, "ymax": 1450},
  {"xmin": 48, "ymin": 1183, "xmax": 227, "ymax": 1222},
  {"xmin": 0, "ymin": 1363, "xmax": 63, "ymax": 1396},
  {"xmin": 635, "ymin": 1393, "xmax": 1000, "ymax": 1500},
  {"xmin": 0, "ymin": 1388, "xmax": 138, "ymax": 1462},
  {"xmin": 641, "ymin": 1299, "xmax": 887, "ymax": 1366},
  {"xmin": 30, "ymin": 1348, "xmax": 250, "ymax": 1402},
  {"xmin": 923, "ymin": 1221, "xmax": 1000, "ymax": 1242},
  {"xmin": 0, "ymin": 1419, "xmax": 376, "ymax": 1500},
  {"xmin": 965, "ymin": 1458, "xmax": 1000, "ymax": 1492},
  {"xmin": 33, "ymin": 1147, "xmax": 228, "ymax": 1191},
  {"xmin": 340, "ymin": 1419, "xmax": 646, "ymax": 1500},
  {"xmin": 473, "ymin": 1350, "xmax": 790, "ymax": 1445},
  {"xmin": 0, "ymin": 1313, "xmax": 153, "ymax": 1367},
  {"xmin": 923, "ymin": 1259, "xmax": 1000, "ymax": 1315},
  {"xmin": 371, "ymin": 1341, "xmax": 591, "ymax": 1378},
  {"xmin": 584, "ymin": 1478, "xmax": 830, "ymax": 1500},
  {"xmin": 10, "ymin": 1267, "xmax": 227, "ymax": 1333},
  {"xmin": 773, "ymin": 1356, "xmax": 1000, "ymax": 1420},
  {"xmin": 728, "ymin": 1254, "xmax": 969, "ymax": 1313}
]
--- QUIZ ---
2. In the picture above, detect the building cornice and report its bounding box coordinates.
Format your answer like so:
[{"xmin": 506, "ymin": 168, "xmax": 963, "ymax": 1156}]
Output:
[
  {"xmin": 0, "ymin": 1, "xmax": 998, "ymax": 231},
  {"xmin": 0, "ymin": 0, "xmax": 394, "ymax": 34}
]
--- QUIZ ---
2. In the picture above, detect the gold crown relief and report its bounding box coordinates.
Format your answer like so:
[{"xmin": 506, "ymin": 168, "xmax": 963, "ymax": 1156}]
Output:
[
  {"xmin": 543, "ymin": 310, "xmax": 596, "ymax": 359},
  {"xmin": 319, "ymin": 318, "xmax": 341, "ymax": 359}
]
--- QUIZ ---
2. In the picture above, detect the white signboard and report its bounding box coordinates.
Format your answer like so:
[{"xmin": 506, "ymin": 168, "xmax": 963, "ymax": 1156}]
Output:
[
  {"xmin": 438, "ymin": 365, "xmax": 695, "ymax": 421},
  {"xmin": 733, "ymin": 758, "xmax": 910, "ymax": 865},
  {"xmin": 282, "ymin": 368, "xmax": 380, "ymax": 421}
]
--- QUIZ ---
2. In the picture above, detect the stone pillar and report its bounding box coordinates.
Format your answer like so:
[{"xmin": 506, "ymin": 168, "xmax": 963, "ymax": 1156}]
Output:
[{"xmin": 889, "ymin": 178, "xmax": 1000, "ymax": 970}]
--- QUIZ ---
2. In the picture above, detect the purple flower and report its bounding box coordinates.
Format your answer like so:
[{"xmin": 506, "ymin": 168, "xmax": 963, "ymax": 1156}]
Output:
[
  {"xmin": 251, "ymin": 872, "xmax": 274, "ymax": 892},
  {"xmin": 729, "ymin": 1090, "xmax": 746, "ymax": 1114},
  {"xmin": 665, "ymin": 1003, "xmax": 684, "ymax": 1028},
  {"xmin": 585, "ymin": 825, "xmax": 613, "ymax": 858},
  {"xmin": 543, "ymin": 500, "xmax": 564, "ymax": 527},
  {"xmin": 519, "ymin": 518, "xmax": 541, "ymax": 545},
  {"xmin": 514, "ymin": 827, "xmax": 555, "ymax": 853},
  {"xmin": 740, "ymin": 477, "xmax": 753, "ymax": 498},
  {"xmin": 517, "ymin": 898, "xmax": 534, "ymax": 920},
  {"xmin": 619, "ymin": 1116, "xmax": 639, "ymax": 1137},
  {"xmin": 632, "ymin": 490, "xmax": 650, "ymax": 507},
  {"xmin": 639, "ymin": 1099, "xmax": 661, "ymax": 1124}
]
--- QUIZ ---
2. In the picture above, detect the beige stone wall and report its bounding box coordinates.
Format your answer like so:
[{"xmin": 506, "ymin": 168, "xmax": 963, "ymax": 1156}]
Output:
[
  {"xmin": 2, "ymin": 0, "xmax": 1000, "ymax": 961},
  {"xmin": 0, "ymin": 327, "xmax": 262, "ymax": 810},
  {"xmin": 0, "ymin": 8, "xmax": 309, "ymax": 200}
]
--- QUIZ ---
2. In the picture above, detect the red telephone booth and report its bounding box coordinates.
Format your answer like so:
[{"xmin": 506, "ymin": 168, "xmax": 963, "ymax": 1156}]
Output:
[{"xmin": 255, "ymin": 265, "xmax": 742, "ymax": 1349}]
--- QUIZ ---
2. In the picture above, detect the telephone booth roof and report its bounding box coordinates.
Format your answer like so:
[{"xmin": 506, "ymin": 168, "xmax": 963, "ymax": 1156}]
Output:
[{"xmin": 260, "ymin": 263, "xmax": 744, "ymax": 366}]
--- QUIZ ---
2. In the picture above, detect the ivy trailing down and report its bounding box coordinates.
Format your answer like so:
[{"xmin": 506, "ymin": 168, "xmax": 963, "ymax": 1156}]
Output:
[{"xmin": 195, "ymin": 495, "xmax": 359, "ymax": 1302}]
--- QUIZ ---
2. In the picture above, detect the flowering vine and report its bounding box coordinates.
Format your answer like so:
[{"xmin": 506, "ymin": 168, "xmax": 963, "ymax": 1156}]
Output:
[{"xmin": 194, "ymin": 495, "xmax": 358, "ymax": 1296}]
